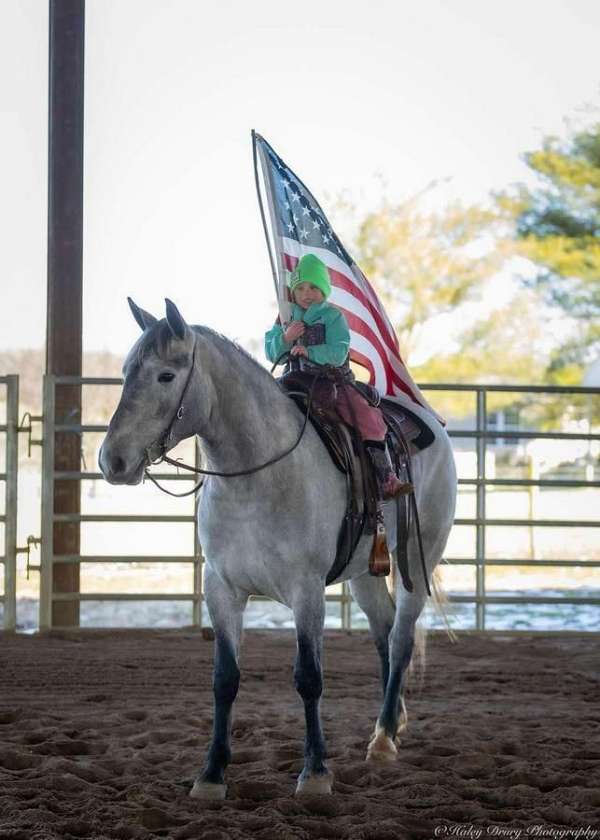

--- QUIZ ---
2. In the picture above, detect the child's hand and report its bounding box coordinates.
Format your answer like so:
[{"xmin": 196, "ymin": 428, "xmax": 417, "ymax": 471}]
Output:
[
  {"xmin": 284, "ymin": 321, "xmax": 305, "ymax": 343},
  {"xmin": 290, "ymin": 345, "xmax": 308, "ymax": 358}
]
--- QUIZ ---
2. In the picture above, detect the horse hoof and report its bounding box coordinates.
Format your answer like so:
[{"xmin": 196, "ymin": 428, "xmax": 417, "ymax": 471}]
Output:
[
  {"xmin": 366, "ymin": 728, "xmax": 398, "ymax": 763},
  {"xmin": 189, "ymin": 780, "xmax": 227, "ymax": 800},
  {"xmin": 295, "ymin": 771, "xmax": 334, "ymax": 796}
]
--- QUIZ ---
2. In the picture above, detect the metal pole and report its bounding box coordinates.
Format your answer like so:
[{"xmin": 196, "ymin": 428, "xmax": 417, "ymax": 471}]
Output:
[
  {"xmin": 4, "ymin": 376, "xmax": 19, "ymax": 631},
  {"xmin": 193, "ymin": 438, "xmax": 203, "ymax": 627},
  {"xmin": 475, "ymin": 388, "xmax": 486, "ymax": 630},
  {"xmin": 40, "ymin": 376, "xmax": 56, "ymax": 631},
  {"xmin": 46, "ymin": 0, "xmax": 85, "ymax": 628}
]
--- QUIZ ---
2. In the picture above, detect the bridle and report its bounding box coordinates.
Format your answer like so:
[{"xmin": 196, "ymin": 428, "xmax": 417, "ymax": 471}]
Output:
[{"xmin": 143, "ymin": 340, "xmax": 319, "ymax": 498}]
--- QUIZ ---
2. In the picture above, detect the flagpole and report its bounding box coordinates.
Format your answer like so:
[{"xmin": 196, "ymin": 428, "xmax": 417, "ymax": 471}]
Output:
[
  {"xmin": 252, "ymin": 131, "xmax": 279, "ymax": 297},
  {"xmin": 252, "ymin": 130, "xmax": 291, "ymax": 324}
]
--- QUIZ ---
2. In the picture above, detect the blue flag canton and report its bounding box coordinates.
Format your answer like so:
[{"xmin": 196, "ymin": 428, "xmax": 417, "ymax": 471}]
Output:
[{"xmin": 264, "ymin": 147, "xmax": 351, "ymax": 263}]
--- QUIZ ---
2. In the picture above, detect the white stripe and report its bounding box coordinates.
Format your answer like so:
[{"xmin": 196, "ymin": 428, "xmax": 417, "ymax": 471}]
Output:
[
  {"xmin": 349, "ymin": 263, "xmax": 394, "ymax": 329},
  {"xmin": 282, "ymin": 237, "xmax": 352, "ymax": 277},
  {"xmin": 349, "ymin": 331, "xmax": 387, "ymax": 391}
]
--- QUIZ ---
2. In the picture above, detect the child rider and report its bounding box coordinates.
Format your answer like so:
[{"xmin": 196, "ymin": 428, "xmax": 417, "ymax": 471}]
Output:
[{"xmin": 265, "ymin": 253, "xmax": 411, "ymax": 500}]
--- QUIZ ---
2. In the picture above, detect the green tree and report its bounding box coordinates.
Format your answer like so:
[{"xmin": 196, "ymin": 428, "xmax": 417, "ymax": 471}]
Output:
[
  {"xmin": 353, "ymin": 193, "xmax": 512, "ymax": 362},
  {"xmin": 344, "ymin": 188, "xmax": 550, "ymax": 417},
  {"xmin": 506, "ymin": 119, "xmax": 600, "ymax": 382}
]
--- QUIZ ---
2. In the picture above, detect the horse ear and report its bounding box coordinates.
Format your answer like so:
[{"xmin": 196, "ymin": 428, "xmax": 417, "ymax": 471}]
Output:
[
  {"xmin": 165, "ymin": 298, "xmax": 188, "ymax": 340},
  {"xmin": 128, "ymin": 297, "xmax": 158, "ymax": 331}
]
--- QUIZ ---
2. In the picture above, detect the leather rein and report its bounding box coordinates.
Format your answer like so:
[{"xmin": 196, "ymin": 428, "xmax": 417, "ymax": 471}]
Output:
[{"xmin": 143, "ymin": 343, "xmax": 318, "ymax": 498}]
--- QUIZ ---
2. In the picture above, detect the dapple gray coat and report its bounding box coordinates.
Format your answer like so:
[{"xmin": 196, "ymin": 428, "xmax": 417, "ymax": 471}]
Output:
[{"xmin": 99, "ymin": 299, "xmax": 457, "ymax": 799}]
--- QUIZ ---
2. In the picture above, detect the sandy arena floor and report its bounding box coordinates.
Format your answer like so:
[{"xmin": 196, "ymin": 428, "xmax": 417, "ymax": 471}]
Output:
[{"xmin": 0, "ymin": 630, "xmax": 599, "ymax": 840}]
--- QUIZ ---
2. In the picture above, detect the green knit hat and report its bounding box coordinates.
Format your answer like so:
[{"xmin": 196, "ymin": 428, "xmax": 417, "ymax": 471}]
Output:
[{"xmin": 288, "ymin": 254, "xmax": 331, "ymax": 299}]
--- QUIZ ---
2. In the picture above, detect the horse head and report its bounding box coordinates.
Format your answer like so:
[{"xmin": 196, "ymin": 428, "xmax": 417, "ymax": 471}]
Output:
[{"xmin": 98, "ymin": 298, "xmax": 203, "ymax": 485}]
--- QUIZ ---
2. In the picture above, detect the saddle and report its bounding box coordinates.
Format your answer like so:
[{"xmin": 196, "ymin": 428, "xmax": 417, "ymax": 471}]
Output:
[{"xmin": 278, "ymin": 364, "xmax": 435, "ymax": 588}]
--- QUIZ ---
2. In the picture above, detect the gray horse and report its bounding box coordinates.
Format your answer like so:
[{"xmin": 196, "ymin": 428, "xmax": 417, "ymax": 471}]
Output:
[{"xmin": 99, "ymin": 298, "xmax": 457, "ymax": 800}]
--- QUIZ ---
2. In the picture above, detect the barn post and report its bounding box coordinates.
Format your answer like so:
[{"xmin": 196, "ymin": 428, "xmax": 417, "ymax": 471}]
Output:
[{"xmin": 45, "ymin": 0, "xmax": 85, "ymax": 628}]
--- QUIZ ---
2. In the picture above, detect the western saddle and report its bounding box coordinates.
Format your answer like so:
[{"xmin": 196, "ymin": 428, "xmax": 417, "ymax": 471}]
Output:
[{"xmin": 277, "ymin": 360, "xmax": 435, "ymax": 592}]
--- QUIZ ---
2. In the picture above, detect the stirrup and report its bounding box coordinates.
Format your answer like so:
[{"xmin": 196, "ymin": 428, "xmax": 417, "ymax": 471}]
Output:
[{"xmin": 368, "ymin": 511, "xmax": 390, "ymax": 577}]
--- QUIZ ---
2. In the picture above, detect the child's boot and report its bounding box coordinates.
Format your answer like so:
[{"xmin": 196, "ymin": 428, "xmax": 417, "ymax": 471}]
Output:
[{"xmin": 365, "ymin": 442, "xmax": 413, "ymax": 501}]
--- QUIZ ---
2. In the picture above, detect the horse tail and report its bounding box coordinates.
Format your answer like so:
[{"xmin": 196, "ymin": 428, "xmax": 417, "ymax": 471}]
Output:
[
  {"xmin": 403, "ymin": 566, "xmax": 458, "ymax": 692},
  {"xmin": 430, "ymin": 564, "xmax": 459, "ymax": 644}
]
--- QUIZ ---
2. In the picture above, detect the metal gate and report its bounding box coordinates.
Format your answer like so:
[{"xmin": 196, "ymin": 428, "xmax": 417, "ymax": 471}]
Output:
[
  {"xmin": 1, "ymin": 375, "xmax": 19, "ymax": 631},
  {"xmin": 39, "ymin": 373, "xmax": 204, "ymax": 631}
]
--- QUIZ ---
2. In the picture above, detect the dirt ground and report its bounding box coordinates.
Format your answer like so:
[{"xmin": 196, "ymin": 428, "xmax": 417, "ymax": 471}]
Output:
[{"xmin": 0, "ymin": 630, "xmax": 599, "ymax": 840}]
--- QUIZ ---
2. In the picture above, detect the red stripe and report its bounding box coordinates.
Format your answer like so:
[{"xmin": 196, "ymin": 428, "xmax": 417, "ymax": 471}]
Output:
[
  {"xmin": 351, "ymin": 347, "xmax": 428, "ymax": 406},
  {"xmin": 350, "ymin": 264, "xmax": 400, "ymax": 352},
  {"xmin": 339, "ymin": 308, "xmax": 397, "ymax": 394},
  {"xmin": 349, "ymin": 348, "xmax": 376, "ymax": 385},
  {"xmin": 329, "ymin": 267, "xmax": 403, "ymax": 361},
  {"xmin": 344, "ymin": 309, "xmax": 422, "ymax": 400}
]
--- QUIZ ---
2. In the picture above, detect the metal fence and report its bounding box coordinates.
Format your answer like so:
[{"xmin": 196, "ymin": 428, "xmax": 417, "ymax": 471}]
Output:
[
  {"xmin": 421, "ymin": 383, "xmax": 600, "ymax": 630},
  {"xmin": 34, "ymin": 376, "xmax": 600, "ymax": 631},
  {"xmin": 1, "ymin": 375, "xmax": 19, "ymax": 631}
]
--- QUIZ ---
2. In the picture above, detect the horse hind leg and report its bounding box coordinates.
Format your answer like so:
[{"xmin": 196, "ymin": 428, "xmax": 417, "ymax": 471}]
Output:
[
  {"xmin": 348, "ymin": 573, "xmax": 401, "ymax": 763},
  {"xmin": 348, "ymin": 573, "xmax": 396, "ymax": 699},
  {"xmin": 366, "ymin": 587, "xmax": 426, "ymax": 763}
]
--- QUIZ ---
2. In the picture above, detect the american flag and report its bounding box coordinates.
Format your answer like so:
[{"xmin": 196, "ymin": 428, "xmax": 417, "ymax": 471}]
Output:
[{"xmin": 253, "ymin": 132, "xmax": 442, "ymax": 422}]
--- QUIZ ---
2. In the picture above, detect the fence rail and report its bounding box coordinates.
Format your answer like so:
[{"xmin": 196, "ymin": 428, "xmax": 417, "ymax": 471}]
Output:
[
  {"xmin": 36, "ymin": 376, "xmax": 600, "ymax": 631},
  {"xmin": 0, "ymin": 375, "xmax": 18, "ymax": 631}
]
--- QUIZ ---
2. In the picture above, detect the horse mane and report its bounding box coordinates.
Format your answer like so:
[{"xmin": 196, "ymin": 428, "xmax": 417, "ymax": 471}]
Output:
[{"xmin": 136, "ymin": 320, "xmax": 278, "ymax": 388}]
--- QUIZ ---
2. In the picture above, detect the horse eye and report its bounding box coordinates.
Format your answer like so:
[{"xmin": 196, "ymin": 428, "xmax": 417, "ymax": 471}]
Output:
[{"xmin": 158, "ymin": 372, "xmax": 175, "ymax": 384}]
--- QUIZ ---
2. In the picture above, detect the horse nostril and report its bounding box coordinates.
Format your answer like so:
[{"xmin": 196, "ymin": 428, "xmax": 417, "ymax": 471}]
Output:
[{"xmin": 111, "ymin": 456, "xmax": 127, "ymax": 475}]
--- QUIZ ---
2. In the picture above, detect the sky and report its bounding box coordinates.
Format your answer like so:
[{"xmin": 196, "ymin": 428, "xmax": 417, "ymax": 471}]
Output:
[{"xmin": 1, "ymin": 0, "xmax": 600, "ymax": 362}]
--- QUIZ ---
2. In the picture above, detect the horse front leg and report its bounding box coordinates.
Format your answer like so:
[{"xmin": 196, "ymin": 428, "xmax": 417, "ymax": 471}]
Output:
[
  {"xmin": 291, "ymin": 584, "xmax": 333, "ymax": 795},
  {"xmin": 190, "ymin": 567, "xmax": 247, "ymax": 800}
]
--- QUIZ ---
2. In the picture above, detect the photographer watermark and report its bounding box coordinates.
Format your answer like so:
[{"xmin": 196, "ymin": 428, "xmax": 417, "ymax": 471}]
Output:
[{"xmin": 434, "ymin": 824, "xmax": 599, "ymax": 840}]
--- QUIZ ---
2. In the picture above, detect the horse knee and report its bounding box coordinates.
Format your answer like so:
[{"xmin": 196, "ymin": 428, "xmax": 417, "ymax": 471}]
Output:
[
  {"xmin": 214, "ymin": 666, "xmax": 239, "ymax": 704},
  {"xmin": 294, "ymin": 660, "xmax": 322, "ymax": 700},
  {"xmin": 294, "ymin": 638, "xmax": 323, "ymax": 701},
  {"xmin": 213, "ymin": 639, "xmax": 240, "ymax": 704}
]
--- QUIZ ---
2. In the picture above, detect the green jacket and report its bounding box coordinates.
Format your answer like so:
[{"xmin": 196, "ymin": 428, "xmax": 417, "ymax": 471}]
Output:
[{"xmin": 264, "ymin": 301, "xmax": 350, "ymax": 366}]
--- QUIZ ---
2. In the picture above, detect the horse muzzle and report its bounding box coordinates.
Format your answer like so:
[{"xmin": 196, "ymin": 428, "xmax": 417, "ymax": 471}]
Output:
[{"xmin": 98, "ymin": 442, "xmax": 146, "ymax": 485}]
